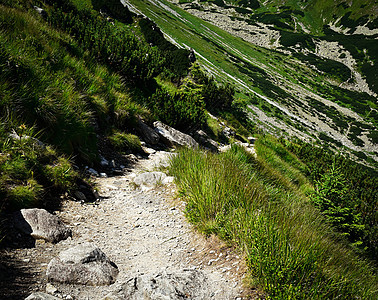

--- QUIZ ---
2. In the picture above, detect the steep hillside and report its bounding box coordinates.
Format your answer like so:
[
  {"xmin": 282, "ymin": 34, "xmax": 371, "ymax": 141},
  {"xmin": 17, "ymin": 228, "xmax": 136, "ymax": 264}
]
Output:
[{"xmin": 124, "ymin": 0, "xmax": 377, "ymax": 167}]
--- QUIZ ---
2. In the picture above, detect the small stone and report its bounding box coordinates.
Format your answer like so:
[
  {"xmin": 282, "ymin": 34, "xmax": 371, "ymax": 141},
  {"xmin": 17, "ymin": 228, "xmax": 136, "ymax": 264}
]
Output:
[
  {"xmin": 74, "ymin": 191, "xmax": 87, "ymax": 201},
  {"xmin": 46, "ymin": 283, "xmax": 57, "ymax": 294},
  {"xmin": 100, "ymin": 157, "xmax": 109, "ymax": 166},
  {"xmin": 87, "ymin": 168, "xmax": 99, "ymax": 177},
  {"xmin": 13, "ymin": 208, "xmax": 72, "ymax": 243}
]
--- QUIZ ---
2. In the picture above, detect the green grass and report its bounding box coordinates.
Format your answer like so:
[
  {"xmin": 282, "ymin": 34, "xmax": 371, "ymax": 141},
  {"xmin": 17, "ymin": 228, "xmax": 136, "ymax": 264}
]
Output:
[
  {"xmin": 169, "ymin": 140, "xmax": 377, "ymax": 299},
  {"xmin": 0, "ymin": 2, "xmax": 159, "ymax": 212},
  {"xmin": 108, "ymin": 130, "xmax": 142, "ymax": 152},
  {"xmin": 0, "ymin": 123, "xmax": 78, "ymax": 210}
]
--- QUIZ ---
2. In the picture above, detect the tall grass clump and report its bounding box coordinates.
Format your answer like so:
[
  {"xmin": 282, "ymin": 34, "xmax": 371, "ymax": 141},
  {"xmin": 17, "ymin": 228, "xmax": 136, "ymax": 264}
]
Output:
[
  {"xmin": 0, "ymin": 122, "xmax": 78, "ymax": 211},
  {"xmin": 108, "ymin": 130, "xmax": 142, "ymax": 153},
  {"xmin": 170, "ymin": 142, "xmax": 377, "ymax": 299}
]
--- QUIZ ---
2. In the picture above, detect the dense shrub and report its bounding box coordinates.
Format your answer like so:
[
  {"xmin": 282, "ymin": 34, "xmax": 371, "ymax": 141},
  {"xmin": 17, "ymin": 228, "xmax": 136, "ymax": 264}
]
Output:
[
  {"xmin": 280, "ymin": 31, "xmax": 315, "ymax": 50},
  {"xmin": 148, "ymin": 87, "xmax": 206, "ymax": 132},
  {"xmin": 139, "ymin": 18, "xmax": 190, "ymax": 78},
  {"xmin": 48, "ymin": 7, "xmax": 164, "ymax": 83},
  {"xmin": 92, "ymin": 0, "xmax": 133, "ymax": 24},
  {"xmin": 191, "ymin": 64, "xmax": 235, "ymax": 110},
  {"xmin": 108, "ymin": 131, "xmax": 142, "ymax": 152},
  {"xmin": 294, "ymin": 53, "xmax": 351, "ymax": 82},
  {"xmin": 238, "ymin": 0, "xmax": 260, "ymax": 9},
  {"xmin": 311, "ymin": 164, "xmax": 365, "ymax": 246}
]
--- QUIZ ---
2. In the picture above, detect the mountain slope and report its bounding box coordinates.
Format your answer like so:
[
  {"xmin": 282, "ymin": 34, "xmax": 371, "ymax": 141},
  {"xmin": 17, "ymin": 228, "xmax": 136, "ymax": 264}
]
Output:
[{"xmin": 123, "ymin": 0, "xmax": 377, "ymax": 166}]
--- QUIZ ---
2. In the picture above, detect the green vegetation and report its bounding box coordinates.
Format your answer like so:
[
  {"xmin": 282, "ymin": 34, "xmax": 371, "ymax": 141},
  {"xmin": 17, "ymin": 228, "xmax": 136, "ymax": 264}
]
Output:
[
  {"xmin": 0, "ymin": 0, "xmax": 179, "ymax": 212},
  {"xmin": 126, "ymin": 0, "xmax": 376, "ymax": 162},
  {"xmin": 0, "ymin": 0, "xmax": 250, "ymax": 212},
  {"xmin": 170, "ymin": 138, "xmax": 377, "ymax": 299},
  {"xmin": 285, "ymin": 139, "xmax": 378, "ymax": 260},
  {"xmin": 108, "ymin": 131, "xmax": 142, "ymax": 153},
  {"xmin": 0, "ymin": 0, "xmax": 377, "ymax": 298},
  {"xmin": 139, "ymin": 18, "xmax": 190, "ymax": 80},
  {"xmin": 148, "ymin": 86, "xmax": 206, "ymax": 132},
  {"xmin": 0, "ymin": 123, "xmax": 77, "ymax": 210}
]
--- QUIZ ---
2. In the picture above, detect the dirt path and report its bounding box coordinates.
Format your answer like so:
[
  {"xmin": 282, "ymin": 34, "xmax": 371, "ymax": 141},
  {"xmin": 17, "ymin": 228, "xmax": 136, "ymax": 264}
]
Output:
[{"xmin": 1, "ymin": 150, "xmax": 256, "ymax": 299}]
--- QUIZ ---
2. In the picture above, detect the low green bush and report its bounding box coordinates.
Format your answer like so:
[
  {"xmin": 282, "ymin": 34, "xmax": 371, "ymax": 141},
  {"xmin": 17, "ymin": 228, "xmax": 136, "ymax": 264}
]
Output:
[
  {"xmin": 190, "ymin": 64, "xmax": 235, "ymax": 111},
  {"xmin": 286, "ymin": 139, "xmax": 377, "ymax": 260},
  {"xmin": 7, "ymin": 180, "xmax": 42, "ymax": 209},
  {"xmin": 139, "ymin": 18, "xmax": 190, "ymax": 79},
  {"xmin": 0, "ymin": 123, "xmax": 77, "ymax": 211},
  {"xmin": 148, "ymin": 87, "xmax": 206, "ymax": 132}
]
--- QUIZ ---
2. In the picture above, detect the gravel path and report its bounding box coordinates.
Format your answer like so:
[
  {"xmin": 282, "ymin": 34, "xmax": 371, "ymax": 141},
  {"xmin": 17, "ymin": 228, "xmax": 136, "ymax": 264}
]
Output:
[{"xmin": 1, "ymin": 151, "xmax": 256, "ymax": 299}]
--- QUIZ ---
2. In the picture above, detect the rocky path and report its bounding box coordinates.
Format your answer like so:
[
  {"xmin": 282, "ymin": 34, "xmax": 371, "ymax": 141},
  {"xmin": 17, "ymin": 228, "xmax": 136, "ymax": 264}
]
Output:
[{"xmin": 1, "ymin": 150, "xmax": 255, "ymax": 299}]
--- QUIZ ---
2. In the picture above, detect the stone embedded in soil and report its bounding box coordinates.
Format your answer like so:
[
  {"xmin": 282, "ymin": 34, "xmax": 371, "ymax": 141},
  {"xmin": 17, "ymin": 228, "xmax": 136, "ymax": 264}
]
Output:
[
  {"xmin": 25, "ymin": 292, "xmax": 61, "ymax": 300},
  {"xmin": 13, "ymin": 208, "xmax": 72, "ymax": 243},
  {"xmin": 137, "ymin": 120, "xmax": 160, "ymax": 145},
  {"xmin": 46, "ymin": 243, "xmax": 119, "ymax": 286},
  {"xmin": 104, "ymin": 269, "xmax": 212, "ymax": 299}
]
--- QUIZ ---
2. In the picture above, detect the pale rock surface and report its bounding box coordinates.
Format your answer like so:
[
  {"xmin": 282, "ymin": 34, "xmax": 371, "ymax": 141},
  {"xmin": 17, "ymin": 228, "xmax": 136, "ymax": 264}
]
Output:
[
  {"xmin": 104, "ymin": 269, "xmax": 212, "ymax": 299},
  {"xmin": 46, "ymin": 243, "xmax": 118, "ymax": 286},
  {"xmin": 153, "ymin": 121, "xmax": 199, "ymax": 149},
  {"xmin": 134, "ymin": 171, "xmax": 167, "ymax": 187},
  {"xmin": 13, "ymin": 208, "xmax": 71, "ymax": 243},
  {"xmin": 25, "ymin": 292, "xmax": 61, "ymax": 300}
]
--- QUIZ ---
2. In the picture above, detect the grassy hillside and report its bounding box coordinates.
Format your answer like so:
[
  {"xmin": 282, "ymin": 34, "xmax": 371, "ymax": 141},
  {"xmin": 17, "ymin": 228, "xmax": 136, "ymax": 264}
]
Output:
[
  {"xmin": 0, "ymin": 0, "xmax": 251, "ymax": 213},
  {"xmin": 227, "ymin": 0, "xmax": 378, "ymax": 34}
]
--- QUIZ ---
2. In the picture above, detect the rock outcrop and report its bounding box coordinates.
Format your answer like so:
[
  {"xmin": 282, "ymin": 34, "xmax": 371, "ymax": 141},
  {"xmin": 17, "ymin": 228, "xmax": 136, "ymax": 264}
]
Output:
[
  {"xmin": 193, "ymin": 130, "xmax": 219, "ymax": 152},
  {"xmin": 46, "ymin": 243, "xmax": 118, "ymax": 286},
  {"xmin": 137, "ymin": 120, "xmax": 160, "ymax": 145},
  {"xmin": 153, "ymin": 121, "xmax": 199, "ymax": 149},
  {"xmin": 13, "ymin": 208, "xmax": 71, "ymax": 243}
]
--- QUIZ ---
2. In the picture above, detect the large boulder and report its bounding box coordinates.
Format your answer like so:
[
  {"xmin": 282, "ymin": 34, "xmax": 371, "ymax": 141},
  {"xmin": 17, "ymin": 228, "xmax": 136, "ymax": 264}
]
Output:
[
  {"xmin": 153, "ymin": 121, "xmax": 198, "ymax": 149},
  {"xmin": 46, "ymin": 243, "xmax": 118, "ymax": 286},
  {"xmin": 13, "ymin": 208, "xmax": 71, "ymax": 243},
  {"xmin": 104, "ymin": 269, "xmax": 211, "ymax": 299},
  {"xmin": 136, "ymin": 120, "xmax": 160, "ymax": 145}
]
